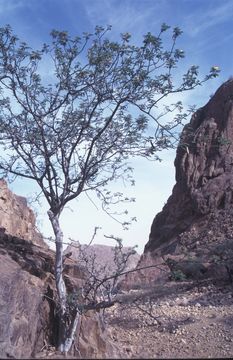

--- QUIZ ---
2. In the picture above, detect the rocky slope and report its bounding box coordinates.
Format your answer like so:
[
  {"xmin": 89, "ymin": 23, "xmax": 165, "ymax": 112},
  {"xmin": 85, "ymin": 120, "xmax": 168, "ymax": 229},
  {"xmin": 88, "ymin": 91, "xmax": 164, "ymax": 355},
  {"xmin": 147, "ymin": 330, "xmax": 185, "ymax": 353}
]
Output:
[{"xmin": 106, "ymin": 279, "xmax": 233, "ymax": 358}]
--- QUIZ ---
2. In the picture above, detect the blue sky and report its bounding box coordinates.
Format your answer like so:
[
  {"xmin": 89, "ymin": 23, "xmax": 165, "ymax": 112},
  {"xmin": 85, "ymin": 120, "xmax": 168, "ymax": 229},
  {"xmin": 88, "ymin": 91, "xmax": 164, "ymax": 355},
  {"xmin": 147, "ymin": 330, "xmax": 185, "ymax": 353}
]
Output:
[{"xmin": 1, "ymin": 0, "xmax": 232, "ymax": 253}]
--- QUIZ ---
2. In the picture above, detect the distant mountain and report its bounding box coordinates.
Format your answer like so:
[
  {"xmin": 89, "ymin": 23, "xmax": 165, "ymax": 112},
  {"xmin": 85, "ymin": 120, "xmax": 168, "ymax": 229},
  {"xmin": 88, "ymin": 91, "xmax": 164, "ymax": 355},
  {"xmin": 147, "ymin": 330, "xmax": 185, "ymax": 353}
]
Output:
[{"xmin": 64, "ymin": 242, "xmax": 140, "ymax": 279}]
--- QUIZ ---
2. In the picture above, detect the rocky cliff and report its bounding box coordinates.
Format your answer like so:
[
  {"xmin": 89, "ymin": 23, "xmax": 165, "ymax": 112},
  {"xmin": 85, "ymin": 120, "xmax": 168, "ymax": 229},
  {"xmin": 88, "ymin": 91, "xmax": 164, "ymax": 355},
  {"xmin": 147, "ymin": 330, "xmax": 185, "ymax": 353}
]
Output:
[
  {"xmin": 122, "ymin": 79, "xmax": 233, "ymax": 288},
  {"xmin": 146, "ymin": 78, "xmax": 233, "ymax": 255},
  {"xmin": 0, "ymin": 179, "xmax": 45, "ymax": 247}
]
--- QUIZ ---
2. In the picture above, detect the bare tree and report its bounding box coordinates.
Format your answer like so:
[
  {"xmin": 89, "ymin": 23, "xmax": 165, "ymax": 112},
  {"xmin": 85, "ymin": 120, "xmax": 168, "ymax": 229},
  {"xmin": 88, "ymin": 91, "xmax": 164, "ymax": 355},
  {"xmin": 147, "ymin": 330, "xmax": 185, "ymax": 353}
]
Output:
[
  {"xmin": 64, "ymin": 237, "xmax": 137, "ymax": 328},
  {"xmin": 0, "ymin": 24, "xmax": 219, "ymax": 353}
]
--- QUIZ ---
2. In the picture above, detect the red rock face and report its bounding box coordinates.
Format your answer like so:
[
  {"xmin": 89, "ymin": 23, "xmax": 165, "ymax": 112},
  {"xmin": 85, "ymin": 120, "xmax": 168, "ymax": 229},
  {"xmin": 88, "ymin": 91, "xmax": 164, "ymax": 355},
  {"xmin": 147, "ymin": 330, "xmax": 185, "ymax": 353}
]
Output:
[
  {"xmin": 146, "ymin": 79, "xmax": 233, "ymax": 255},
  {"xmin": 0, "ymin": 233, "xmax": 121, "ymax": 359},
  {"xmin": 0, "ymin": 179, "xmax": 45, "ymax": 247}
]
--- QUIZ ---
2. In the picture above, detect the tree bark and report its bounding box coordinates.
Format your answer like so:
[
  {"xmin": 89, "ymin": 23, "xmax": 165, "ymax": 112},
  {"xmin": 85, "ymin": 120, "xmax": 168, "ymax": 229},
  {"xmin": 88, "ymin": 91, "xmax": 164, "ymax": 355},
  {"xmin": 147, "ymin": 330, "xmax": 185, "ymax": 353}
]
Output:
[
  {"xmin": 62, "ymin": 311, "xmax": 81, "ymax": 353},
  {"xmin": 48, "ymin": 210, "xmax": 68, "ymax": 351},
  {"xmin": 47, "ymin": 210, "xmax": 83, "ymax": 354}
]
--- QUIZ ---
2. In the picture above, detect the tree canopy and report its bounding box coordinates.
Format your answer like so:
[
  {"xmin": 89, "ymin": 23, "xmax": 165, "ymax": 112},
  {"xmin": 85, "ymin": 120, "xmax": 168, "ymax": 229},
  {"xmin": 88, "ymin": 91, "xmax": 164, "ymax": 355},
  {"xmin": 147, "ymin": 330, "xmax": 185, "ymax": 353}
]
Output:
[{"xmin": 0, "ymin": 24, "xmax": 219, "ymax": 217}]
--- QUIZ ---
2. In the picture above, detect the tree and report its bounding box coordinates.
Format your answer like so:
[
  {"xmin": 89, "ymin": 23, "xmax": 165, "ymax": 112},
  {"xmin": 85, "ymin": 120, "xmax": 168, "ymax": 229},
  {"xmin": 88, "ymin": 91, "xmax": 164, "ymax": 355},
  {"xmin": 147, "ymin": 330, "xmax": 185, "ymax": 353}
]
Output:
[{"xmin": 0, "ymin": 23, "xmax": 219, "ymax": 353}]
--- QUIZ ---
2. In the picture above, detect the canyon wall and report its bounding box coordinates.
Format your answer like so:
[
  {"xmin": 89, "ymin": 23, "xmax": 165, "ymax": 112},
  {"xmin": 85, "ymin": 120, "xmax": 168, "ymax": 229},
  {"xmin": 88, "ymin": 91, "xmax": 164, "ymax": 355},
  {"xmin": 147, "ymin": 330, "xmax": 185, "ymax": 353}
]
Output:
[
  {"xmin": 122, "ymin": 79, "xmax": 233, "ymax": 288},
  {"xmin": 146, "ymin": 79, "xmax": 233, "ymax": 256}
]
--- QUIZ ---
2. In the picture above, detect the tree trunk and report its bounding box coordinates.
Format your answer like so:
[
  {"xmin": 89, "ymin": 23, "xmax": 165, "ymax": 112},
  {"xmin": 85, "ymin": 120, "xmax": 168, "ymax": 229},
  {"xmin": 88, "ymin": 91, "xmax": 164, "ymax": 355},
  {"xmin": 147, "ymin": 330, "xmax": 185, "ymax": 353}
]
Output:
[
  {"xmin": 48, "ymin": 210, "xmax": 81, "ymax": 353},
  {"xmin": 62, "ymin": 311, "xmax": 81, "ymax": 353},
  {"xmin": 48, "ymin": 210, "xmax": 67, "ymax": 351}
]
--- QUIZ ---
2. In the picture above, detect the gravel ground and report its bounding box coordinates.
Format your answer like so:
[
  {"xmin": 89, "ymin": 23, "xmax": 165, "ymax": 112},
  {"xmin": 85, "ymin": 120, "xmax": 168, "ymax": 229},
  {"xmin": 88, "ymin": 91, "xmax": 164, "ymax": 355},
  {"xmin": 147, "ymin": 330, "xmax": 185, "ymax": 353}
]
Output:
[{"xmin": 106, "ymin": 279, "xmax": 233, "ymax": 358}]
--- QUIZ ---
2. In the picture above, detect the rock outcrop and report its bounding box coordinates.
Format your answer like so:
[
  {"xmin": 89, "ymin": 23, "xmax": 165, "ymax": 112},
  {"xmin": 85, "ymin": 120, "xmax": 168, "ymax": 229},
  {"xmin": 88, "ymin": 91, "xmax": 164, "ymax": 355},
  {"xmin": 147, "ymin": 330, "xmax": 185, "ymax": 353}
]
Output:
[
  {"xmin": 0, "ymin": 179, "xmax": 45, "ymax": 246},
  {"xmin": 0, "ymin": 233, "xmax": 120, "ymax": 359},
  {"xmin": 146, "ymin": 79, "xmax": 233, "ymax": 255}
]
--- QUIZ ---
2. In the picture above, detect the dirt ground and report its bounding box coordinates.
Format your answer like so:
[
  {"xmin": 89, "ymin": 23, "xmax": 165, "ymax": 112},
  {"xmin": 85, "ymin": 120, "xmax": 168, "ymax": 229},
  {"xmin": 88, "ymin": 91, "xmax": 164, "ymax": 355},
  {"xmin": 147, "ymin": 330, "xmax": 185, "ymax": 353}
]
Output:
[{"xmin": 106, "ymin": 279, "xmax": 233, "ymax": 358}]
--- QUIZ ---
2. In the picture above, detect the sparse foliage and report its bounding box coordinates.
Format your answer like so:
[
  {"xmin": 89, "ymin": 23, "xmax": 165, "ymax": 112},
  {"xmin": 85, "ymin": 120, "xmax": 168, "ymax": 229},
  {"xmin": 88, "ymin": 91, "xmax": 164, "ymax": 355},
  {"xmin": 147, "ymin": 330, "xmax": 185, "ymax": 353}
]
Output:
[{"xmin": 63, "ymin": 236, "xmax": 138, "ymax": 326}]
